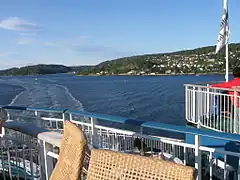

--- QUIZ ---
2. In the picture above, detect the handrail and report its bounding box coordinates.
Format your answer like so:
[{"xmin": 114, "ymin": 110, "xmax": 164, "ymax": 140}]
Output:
[
  {"xmin": 3, "ymin": 120, "xmax": 49, "ymax": 137},
  {"xmin": 2, "ymin": 105, "xmax": 240, "ymax": 143},
  {"xmin": 1, "ymin": 105, "xmax": 67, "ymax": 113},
  {"xmin": 142, "ymin": 122, "xmax": 240, "ymax": 142},
  {"xmin": 184, "ymin": 83, "xmax": 240, "ymax": 92},
  {"xmin": 69, "ymin": 110, "xmax": 131, "ymax": 124},
  {"xmin": 184, "ymin": 81, "xmax": 225, "ymax": 86}
]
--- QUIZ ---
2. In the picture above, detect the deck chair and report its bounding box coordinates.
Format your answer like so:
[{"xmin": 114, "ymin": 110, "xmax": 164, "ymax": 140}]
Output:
[
  {"xmin": 50, "ymin": 120, "xmax": 87, "ymax": 180},
  {"xmin": 86, "ymin": 149, "xmax": 197, "ymax": 180}
]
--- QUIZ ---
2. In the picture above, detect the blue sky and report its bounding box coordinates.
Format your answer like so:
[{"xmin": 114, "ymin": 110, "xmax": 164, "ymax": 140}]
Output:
[{"xmin": 0, "ymin": 0, "xmax": 240, "ymax": 69}]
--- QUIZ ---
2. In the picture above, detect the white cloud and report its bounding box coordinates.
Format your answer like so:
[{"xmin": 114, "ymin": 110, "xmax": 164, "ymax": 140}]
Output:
[
  {"xmin": 0, "ymin": 17, "xmax": 39, "ymax": 31},
  {"xmin": 1, "ymin": 61, "xmax": 35, "ymax": 70},
  {"xmin": 0, "ymin": 51, "xmax": 18, "ymax": 57},
  {"xmin": 20, "ymin": 32, "xmax": 37, "ymax": 36},
  {"xmin": 41, "ymin": 36, "xmax": 133, "ymax": 58},
  {"xmin": 42, "ymin": 42, "xmax": 58, "ymax": 47},
  {"xmin": 16, "ymin": 37, "xmax": 34, "ymax": 45},
  {"xmin": 77, "ymin": 35, "xmax": 89, "ymax": 39}
]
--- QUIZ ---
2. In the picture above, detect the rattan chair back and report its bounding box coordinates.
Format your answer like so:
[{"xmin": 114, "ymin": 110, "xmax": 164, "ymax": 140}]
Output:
[
  {"xmin": 50, "ymin": 120, "xmax": 87, "ymax": 180},
  {"xmin": 86, "ymin": 149, "xmax": 197, "ymax": 180}
]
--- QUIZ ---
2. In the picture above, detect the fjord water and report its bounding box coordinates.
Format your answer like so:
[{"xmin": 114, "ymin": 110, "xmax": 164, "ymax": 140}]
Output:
[{"xmin": 0, "ymin": 74, "xmax": 226, "ymax": 127}]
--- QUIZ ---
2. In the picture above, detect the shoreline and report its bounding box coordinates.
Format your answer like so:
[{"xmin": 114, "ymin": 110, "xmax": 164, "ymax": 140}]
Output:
[
  {"xmin": 77, "ymin": 72, "xmax": 230, "ymax": 77},
  {"xmin": 0, "ymin": 72, "xmax": 230, "ymax": 77}
]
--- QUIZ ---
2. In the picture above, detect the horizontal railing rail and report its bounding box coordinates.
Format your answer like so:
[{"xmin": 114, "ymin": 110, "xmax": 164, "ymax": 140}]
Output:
[
  {"xmin": 184, "ymin": 83, "xmax": 240, "ymax": 92},
  {"xmin": 2, "ymin": 105, "xmax": 240, "ymax": 140}
]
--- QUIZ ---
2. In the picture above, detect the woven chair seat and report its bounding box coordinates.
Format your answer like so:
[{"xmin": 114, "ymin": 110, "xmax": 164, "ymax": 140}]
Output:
[{"xmin": 86, "ymin": 149, "xmax": 197, "ymax": 180}]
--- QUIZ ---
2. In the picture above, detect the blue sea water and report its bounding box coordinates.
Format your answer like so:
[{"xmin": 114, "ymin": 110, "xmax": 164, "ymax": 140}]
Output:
[
  {"xmin": 0, "ymin": 82, "xmax": 24, "ymax": 105},
  {"xmin": 1, "ymin": 74, "xmax": 237, "ymax": 172},
  {"xmin": 0, "ymin": 74, "xmax": 227, "ymax": 126}
]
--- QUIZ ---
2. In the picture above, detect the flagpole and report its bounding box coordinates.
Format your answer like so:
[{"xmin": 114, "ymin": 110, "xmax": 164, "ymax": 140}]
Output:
[
  {"xmin": 225, "ymin": 40, "xmax": 229, "ymax": 82},
  {"xmin": 216, "ymin": 0, "xmax": 229, "ymax": 82},
  {"xmin": 225, "ymin": 0, "xmax": 229, "ymax": 82}
]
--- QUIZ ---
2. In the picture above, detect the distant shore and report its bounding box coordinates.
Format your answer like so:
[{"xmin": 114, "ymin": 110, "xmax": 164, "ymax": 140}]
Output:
[{"xmin": 77, "ymin": 72, "xmax": 229, "ymax": 77}]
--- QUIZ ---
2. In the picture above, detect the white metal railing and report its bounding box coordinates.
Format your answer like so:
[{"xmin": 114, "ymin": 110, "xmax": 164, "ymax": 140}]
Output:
[
  {"xmin": 185, "ymin": 84, "xmax": 240, "ymax": 134},
  {"xmin": 0, "ymin": 131, "xmax": 41, "ymax": 179},
  {"xmin": 1, "ymin": 107, "xmax": 240, "ymax": 180}
]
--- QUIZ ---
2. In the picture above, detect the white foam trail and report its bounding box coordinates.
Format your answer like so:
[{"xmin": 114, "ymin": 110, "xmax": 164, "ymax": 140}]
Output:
[
  {"xmin": 9, "ymin": 90, "xmax": 25, "ymax": 105},
  {"xmin": 55, "ymin": 84, "xmax": 84, "ymax": 110},
  {"xmin": 4, "ymin": 77, "xmax": 84, "ymax": 113}
]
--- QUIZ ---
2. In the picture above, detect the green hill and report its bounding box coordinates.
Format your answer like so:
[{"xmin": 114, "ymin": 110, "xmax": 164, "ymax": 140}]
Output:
[
  {"xmin": 0, "ymin": 64, "xmax": 91, "ymax": 76},
  {"xmin": 2, "ymin": 43, "xmax": 240, "ymax": 76},
  {"xmin": 78, "ymin": 43, "xmax": 240, "ymax": 75}
]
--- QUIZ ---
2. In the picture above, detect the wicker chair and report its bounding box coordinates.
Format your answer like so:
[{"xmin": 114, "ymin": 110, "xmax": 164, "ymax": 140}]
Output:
[
  {"xmin": 86, "ymin": 149, "xmax": 197, "ymax": 180},
  {"xmin": 50, "ymin": 120, "xmax": 87, "ymax": 180}
]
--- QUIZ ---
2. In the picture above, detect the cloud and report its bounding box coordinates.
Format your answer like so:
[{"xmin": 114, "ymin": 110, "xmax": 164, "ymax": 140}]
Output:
[
  {"xmin": 0, "ymin": 17, "xmax": 39, "ymax": 31},
  {"xmin": 70, "ymin": 44, "xmax": 133, "ymax": 57},
  {"xmin": 0, "ymin": 51, "xmax": 18, "ymax": 57},
  {"xmin": 20, "ymin": 32, "xmax": 38, "ymax": 36},
  {"xmin": 42, "ymin": 37, "xmax": 85, "ymax": 51},
  {"xmin": 41, "ymin": 37, "xmax": 134, "ymax": 59},
  {"xmin": 41, "ymin": 36, "xmax": 131, "ymax": 56},
  {"xmin": 42, "ymin": 42, "xmax": 59, "ymax": 47},
  {"xmin": 71, "ymin": 44, "xmax": 113, "ymax": 53},
  {"xmin": 1, "ymin": 61, "xmax": 35, "ymax": 70},
  {"xmin": 77, "ymin": 35, "xmax": 89, "ymax": 39},
  {"xmin": 16, "ymin": 37, "xmax": 34, "ymax": 45},
  {"xmin": 47, "ymin": 36, "xmax": 89, "ymax": 47}
]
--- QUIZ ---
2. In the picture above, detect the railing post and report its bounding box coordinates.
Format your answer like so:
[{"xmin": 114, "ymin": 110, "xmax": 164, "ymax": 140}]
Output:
[
  {"xmin": 0, "ymin": 109, "xmax": 8, "ymax": 137},
  {"xmin": 39, "ymin": 140, "xmax": 47, "ymax": 180},
  {"xmin": 35, "ymin": 111, "xmax": 42, "ymax": 127},
  {"xmin": 185, "ymin": 85, "xmax": 188, "ymax": 121},
  {"xmin": 7, "ymin": 112, "xmax": 10, "ymax": 120},
  {"xmin": 209, "ymin": 152, "xmax": 213, "ymax": 180},
  {"xmin": 62, "ymin": 113, "xmax": 65, "ymax": 121},
  {"xmin": 206, "ymin": 84, "xmax": 210, "ymax": 120},
  {"xmin": 195, "ymin": 135, "xmax": 202, "ymax": 180},
  {"xmin": 39, "ymin": 140, "xmax": 55, "ymax": 180},
  {"xmin": 0, "ymin": 126, "xmax": 5, "ymax": 137},
  {"xmin": 90, "ymin": 117, "xmax": 97, "ymax": 147},
  {"xmin": 62, "ymin": 112, "xmax": 66, "ymax": 131},
  {"xmin": 234, "ymin": 90, "xmax": 238, "ymax": 134},
  {"xmin": 238, "ymin": 159, "xmax": 240, "ymax": 180},
  {"xmin": 140, "ymin": 127, "xmax": 145, "ymax": 155},
  {"xmin": 193, "ymin": 86, "xmax": 196, "ymax": 123},
  {"xmin": 198, "ymin": 86, "xmax": 203, "ymax": 128}
]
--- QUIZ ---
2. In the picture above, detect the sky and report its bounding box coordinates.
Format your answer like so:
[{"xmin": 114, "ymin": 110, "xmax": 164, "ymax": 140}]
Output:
[{"xmin": 0, "ymin": 0, "xmax": 240, "ymax": 69}]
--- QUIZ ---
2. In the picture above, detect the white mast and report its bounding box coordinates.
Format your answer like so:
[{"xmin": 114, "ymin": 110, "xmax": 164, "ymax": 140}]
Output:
[
  {"xmin": 226, "ymin": 37, "xmax": 229, "ymax": 82},
  {"xmin": 216, "ymin": 0, "xmax": 229, "ymax": 82}
]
